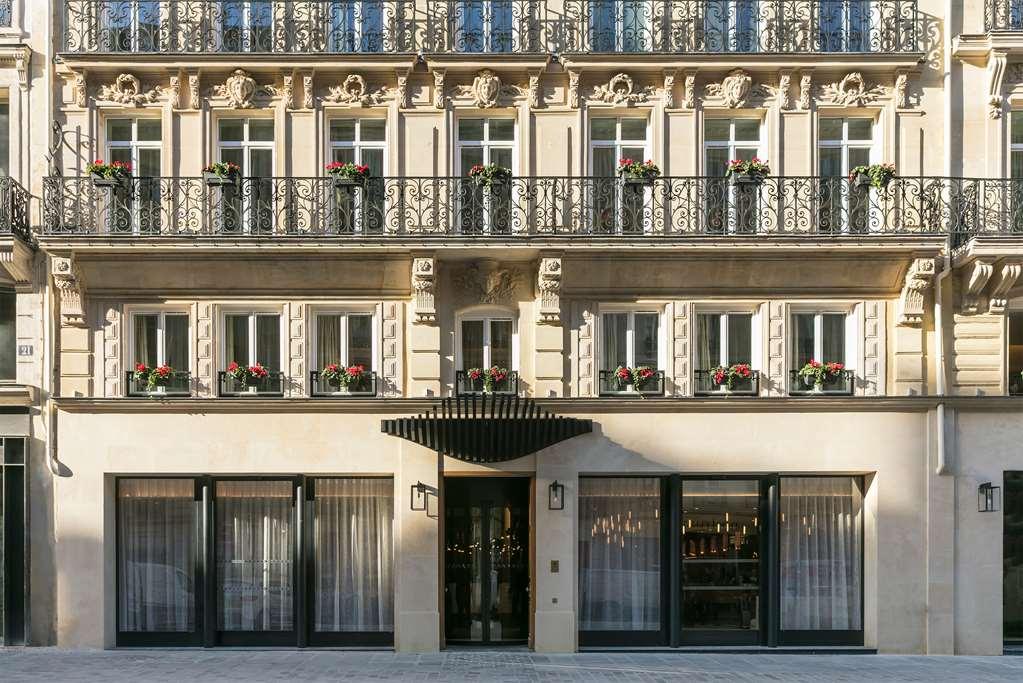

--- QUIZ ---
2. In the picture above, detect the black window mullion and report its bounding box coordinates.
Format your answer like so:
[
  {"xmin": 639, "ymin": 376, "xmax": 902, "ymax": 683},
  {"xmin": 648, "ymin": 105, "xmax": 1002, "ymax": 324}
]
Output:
[
  {"xmin": 201, "ymin": 476, "xmax": 215, "ymax": 648},
  {"xmin": 765, "ymin": 475, "xmax": 780, "ymax": 648}
]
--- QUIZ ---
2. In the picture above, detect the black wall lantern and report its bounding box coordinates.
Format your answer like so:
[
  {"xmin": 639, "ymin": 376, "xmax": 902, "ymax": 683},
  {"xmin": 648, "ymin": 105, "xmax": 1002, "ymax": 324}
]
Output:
[
  {"xmin": 979, "ymin": 482, "xmax": 1001, "ymax": 512},
  {"xmin": 411, "ymin": 481, "xmax": 428, "ymax": 511},
  {"xmin": 548, "ymin": 480, "xmax": 565, "ymax": 510}
]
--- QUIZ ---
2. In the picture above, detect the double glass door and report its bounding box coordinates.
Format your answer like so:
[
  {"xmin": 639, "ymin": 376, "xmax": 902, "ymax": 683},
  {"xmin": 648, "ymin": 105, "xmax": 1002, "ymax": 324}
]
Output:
[{"xmin": 444, "ymin": 477, "xmax": 530, "ymax": 645}]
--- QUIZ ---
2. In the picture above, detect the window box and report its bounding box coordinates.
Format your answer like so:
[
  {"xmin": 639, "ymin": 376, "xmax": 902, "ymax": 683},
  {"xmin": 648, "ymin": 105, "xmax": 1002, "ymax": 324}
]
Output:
[
  {"xmin": 332, "ymin": 176, "xmax": 365, "ymax": 190},
  {"xmin": 310, "ymin": 370, "xmax": 377, "ymax": 397},
  {"xmin": 694, "ymin": 369, "xmax": 760, "ymax": 396},
  {"xmin": 729, "ymin": 173, "xmax": 764, "ymax": 186},
  {"xmin": 622, "ymin": 176, "xmax": 654, "ymax": 187},
  {"xmin": 125, "ymin": 370, "xmax": 192, "ymax": 397},
  {"xmin": 456, "ymin": 370, "xmax": 519, "ymax": 396},
  {"xmin": 598, "ymin": 369, "xmax": 665, "ymax": 397},
  {"xmin": 217, "ymin": 370, "xmax": 285, "ymax": 397},
  {"xmin": 91, "ymin": 172, "xmax": 129, "ymax": 189},
  {"xmin": 204, "ymin": 172, "xmax": 238, "ymax": 187},
  {"xmin": 853, "ymin": 172, "xmax": 872, "ymax": 190},
  {"xmin": 788, "ymin": 369, "xmax": 854, "ymax": 396}
]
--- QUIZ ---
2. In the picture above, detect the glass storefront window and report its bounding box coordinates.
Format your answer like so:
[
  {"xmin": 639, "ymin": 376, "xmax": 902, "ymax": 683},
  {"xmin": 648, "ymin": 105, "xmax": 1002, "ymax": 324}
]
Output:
[{"xmin": 1005, "ymin": 472, "xmax": 1023, "ymax": 644}]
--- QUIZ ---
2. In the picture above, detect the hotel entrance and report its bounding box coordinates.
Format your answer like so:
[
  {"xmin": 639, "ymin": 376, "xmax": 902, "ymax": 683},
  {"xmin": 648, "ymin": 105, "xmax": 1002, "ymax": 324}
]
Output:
[{"xmin": 443, "ymin": 477, "xmax": 531, "ymax": 645}]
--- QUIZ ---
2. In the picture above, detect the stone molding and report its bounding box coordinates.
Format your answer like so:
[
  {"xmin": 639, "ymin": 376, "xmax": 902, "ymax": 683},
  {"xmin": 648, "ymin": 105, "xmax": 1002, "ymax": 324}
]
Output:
[
  {"xmin": 897, "ymin": 258, "xmax": 936, "ymax": 327},
  {"xmin": 52, "ymin": 257, "xmax": 87, "ymax": 328},
  {"xmin": 412, "ymin": 257, "xmax": 436, "ymax": 324},
  {"xmin": 536, "ymin": 257, "xmax": 562, "ymax": 325}
]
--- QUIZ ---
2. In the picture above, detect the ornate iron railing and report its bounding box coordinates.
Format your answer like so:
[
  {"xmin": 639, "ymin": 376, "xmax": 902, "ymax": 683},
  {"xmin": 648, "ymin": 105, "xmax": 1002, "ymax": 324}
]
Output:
[
  {"xmin": 598, "ymin": 369, "xmax": 665, "ymax": 396},
  {"xmin": 986, "ymin": 0, "xmax": 1023, "ymax": 31},
  {"xmin": 60, "ymin": 0, "xmax": 920, "ymax": 54},
  {"xmin": 788, "ymin": 369, "xmax": 854, "ymax": 395},
  {"xmin": 309, "ymin": 369, "xmax": 379, "ymax": 396},
  {"xmin": 217, "ymin": 370, "xmax": 286, "ymax": 396},
  {"xmin": 455, "ymin": 369, "xmax": 520, "ymax": 395},
  {"xmin": 693, "ymin": 368, "xmax": 761, "ymax": 396},
  {"xmin": 43, "ymin": 175, "xmax": 1022, "ymax": 239},
  {"xmin": 0, "ymin": 177, "xmax": 31, "ymax": 243},
  {"xmin": 125, "ymin": 370, "xmax": 193, "ymax": 396}
]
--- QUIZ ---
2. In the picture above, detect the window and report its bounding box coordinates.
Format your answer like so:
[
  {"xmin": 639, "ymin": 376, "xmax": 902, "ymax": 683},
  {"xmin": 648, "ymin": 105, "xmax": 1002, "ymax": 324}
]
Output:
[
  {"xmin": 130, "ymin": 312, "xmax": 190, "ymax": 394},
  {"xmin": 819, "ymin": 0, "xmax": 871, "ymax": 52},
  {"xmin": 220, "ymin": 1, "xmax": 273, "ymax": 52},
  {"xmin": 818, "ymin": 117, "xmax": 874, "ymax": 232},
  {"xmin": 695, "ymin": 312, "xmax": 756, "ymax": 393},
  {"xmin": 314, "ymin": 312, "xmax": 374, "ymax": 370},
  {"xmin": 105, "ymin": 118, "xmax": 162, "ymax": 233},
  {"xmin": 460, "ymin": 316, "xmax": 513, "ymax": 371},
  {"xmin": 1, "ymin": 438, "xmax": 27, "ymax": 646},
  {"xmin": 704, "ymin": 0, "xmax": 760, "ymax": 52},
  {"xmin": 704, "ymin": 118, "xmax": 762, "ymax": 233},
  {"xmin": 330, "ymin": 0, "xmax": 386, "ymax": 52},
  {"xmin": 329, "ymin": 118, "xmax": 386, "ymax": 233},
  {"xmin": 454, "ymin": 0, "xmax": 517, "ymax": 52},
  {"xmin": 101, "ymin": 0, "xmax": 161, "ymax": 51},
  {"xmin": 791, "ymin": 311, "xmax": 853, "ymax": 394},
  {"xmin": 1009, "ymin": 313, "xmax": 1023, "ymax": 396},
  {"xmin": 0, "ymin": 290, "xmax": 14, "ymax": 381},
  {"xmin": 600, "ymin": 310, "xmax": 661, "ymax": 394},
  {"xmin": 223, "ymin": 312, "xmax": 281, "ymax": 371},
  {"xmin": 218, "ymin": 118, "xmax": 274, "ymax": 233},
  {"xmin": 589, "ymin": 0, "xmax": 652, "ymax": 52},
  {"xmin": 591, "ymin": 117, "xmax": 649, "ymax": 234},
  {"xmin": 457, "ymin": 117, "xmax": 515, "ymax": 234}
]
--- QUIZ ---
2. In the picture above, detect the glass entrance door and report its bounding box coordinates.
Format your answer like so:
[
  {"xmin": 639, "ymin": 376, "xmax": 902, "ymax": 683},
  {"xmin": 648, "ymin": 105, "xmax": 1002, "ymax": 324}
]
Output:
[
  {"xmin": 680, "ymin": 479, "xmax": 763, "ymax": 644},
  {"xmin": 1006, "ymin": 472, "xmax": 1023, "ymax": 645},
  {"xmin": 444, "ymin": 477, "xmax": 530, "ymax": 645}
]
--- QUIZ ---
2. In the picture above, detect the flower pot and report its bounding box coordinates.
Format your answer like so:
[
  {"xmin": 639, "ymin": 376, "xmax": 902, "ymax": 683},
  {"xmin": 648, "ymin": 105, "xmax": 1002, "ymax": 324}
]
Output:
[
  {"xmin": 92, "ymin": 173, "xmax": 128, "ymax": 188},
  {"xmin": 730, "ymin": 174, "xmax": 764, "ymax": 186},
  {"xmin": 332, "ymin": 176, "xmax": 365, "ymax": 189},
  {"xmin": 854, "ymin": 173, "xmax": 872, "ymax": 190},
  {"xmin": 204, "ymin": 172, "xmax": 238, "ymax": 187},
  {"xmin": 622, "ymin": 176, "xmax": 654, "ymax": 187},
  {"xmin": 153, "ymin": 385, "xmax": 166, "ymax": 395}
]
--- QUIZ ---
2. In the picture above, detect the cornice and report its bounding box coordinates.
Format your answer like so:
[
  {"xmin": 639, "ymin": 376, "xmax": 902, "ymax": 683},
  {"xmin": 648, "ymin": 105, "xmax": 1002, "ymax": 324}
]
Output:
[{"xmin": 954, "ymin": 33, "xmax": 1023, "ymax": 62}]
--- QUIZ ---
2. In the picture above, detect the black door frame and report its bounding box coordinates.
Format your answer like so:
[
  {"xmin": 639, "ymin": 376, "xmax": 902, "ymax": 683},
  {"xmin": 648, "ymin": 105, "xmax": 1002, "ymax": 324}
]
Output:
[{"xmin": 443, "ymin": 476, "xmax": 531, "ymax": 646}]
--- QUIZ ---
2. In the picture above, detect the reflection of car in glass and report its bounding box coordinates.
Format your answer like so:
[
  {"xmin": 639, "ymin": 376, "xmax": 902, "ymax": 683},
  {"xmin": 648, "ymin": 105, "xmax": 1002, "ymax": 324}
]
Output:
[{"xmin": 122, "ymin": 561, "xmax": 194, "ymax": 629}]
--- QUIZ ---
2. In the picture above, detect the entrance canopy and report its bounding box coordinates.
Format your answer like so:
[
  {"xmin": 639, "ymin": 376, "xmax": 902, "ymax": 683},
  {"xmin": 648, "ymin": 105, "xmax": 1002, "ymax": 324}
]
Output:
[{"xmin": 381, "ymin": 395, "xmax": 592, "ymax": 464}]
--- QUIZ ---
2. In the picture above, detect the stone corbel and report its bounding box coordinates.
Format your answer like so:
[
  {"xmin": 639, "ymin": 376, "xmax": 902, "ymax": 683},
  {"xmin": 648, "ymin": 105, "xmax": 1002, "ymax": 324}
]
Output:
[
  {"xmin": 962, "ymin": 260, "xmax": 994, "ymax": 314},
  {"xmin": 682, "ymin": 69, "xmax": 697, "ymax": 109},
  {"xmin": 988, "ymin": 262, "xmax": 1023, "ymax": 314},
  {"xmin": 528, "ymin": 68, "xmax": 543, "ymax": 109},
  {"xmin": 567, "ymin": 70, "xmax": 580, "ymax": 109},
  {"xmin": 395, "ymin": 68, "xmax": 410, "ymax": 109},
  {"xmin": 412, "ymin": 256, "xmax": 437, "ymax": 324},
  {"xmin": 988, "ymin": 49, "xmax": 1009, "ymax": 119},
  {"xmin": 52, "ymin": 257, "xmax": 87, "ymax": 328},
  {"xmin": 662, "ymin": 69, "xmax": 676, "ymax": 109},
  {"xmin": 896, "ymin": 258, "xmax": 936, "ymax": 326},
  {"xmin": 536, "ymin": 256, "xmax": 562, "ymax": 325},
  {"xmin": 433, "ymin": 69, "xmax": 446, "ymax": 109},
  {"xmin": 13, "ymin": 46, "xmax": 29, "ymax": 91},
  {"xmin": 0, "ymin": 240, "xmax": 34, "ymax": 291}
]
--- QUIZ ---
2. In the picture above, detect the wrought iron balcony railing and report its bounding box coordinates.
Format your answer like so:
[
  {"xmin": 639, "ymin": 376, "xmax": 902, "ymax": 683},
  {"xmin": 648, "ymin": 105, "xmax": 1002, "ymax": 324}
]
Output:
[
  {"xmin": 455, "ymin": 369, "xmax": 519, "ymax": 395},
  {"xmin": 217, "ymin": 370, "xmax": 286, "ymax": 396},
  {"xmin": 1009, "ymin": 371, "xmax": 1023, "ymax": 397},
  {"xmin": 986, "ymin": 1, "xmax": 1023, "ymax": 32},
  {"xmin": 42, "ymin": 175, "xmax": 1022, "ymax": 239},
  {"xmin": 598, "ymin": 369, "xmax": 665, "ymax": 396},
  {"xmin": 0, "ymin": 177, "xmax": 31, "ymax": 243},
  {"xmin": 309, "ymin": 369, "xmax": 379, "ymax": 396},
  {"xmin": 125, "ymin": 370, "xmax": 193, "ymax": 396},
  {"xmin": 60, "ymin": 0, "xmax": 921, "ymax": 54},
  {"xmin": 693, "ymin": 368, "xmax": 761, "ymax": 396},
  {"xmin": 788, "ymin": 369, "xmax": 854, "ymax": 396}
]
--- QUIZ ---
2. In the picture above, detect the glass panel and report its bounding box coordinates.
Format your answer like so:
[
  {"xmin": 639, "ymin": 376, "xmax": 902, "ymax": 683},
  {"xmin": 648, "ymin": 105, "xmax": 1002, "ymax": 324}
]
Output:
[
  {"xmin": 697, "ymin": 314, "xmax": 722, "ymax": 370},
  {"xmin": 0, "ymin": 291, "xmax": 15, "ymax": 381},
  {"xmin": 818, "ymin": 118, "xmax": 843, "ymax": 141},
  {"xmin": 848, "ymin": 148, "xmax": 871, "ymax": 171},
  {"xmin": 846, "ymin": 119, "xmax": 873, "ymax": 141},
  {"xmin": 348, "ymin": 315, "xmax": 373, "ymax": 367},
  {"xmin": 705, "ymin": 147, "xmax": 729, "ymax": 178},
  {"xmin": 578, "ymin": 477, "xmax": 662, "ymax": 631},
  {"xmin": 225, "ymin": 314, "xmax": 250, "ymax": 365},
  {"xmin": 1012, "ymin": 152, "xmax": 1023, "ymax": 181},
  {"xmin": 137, "ymin": 119, "xmax": 162, "ymax": 142},
  {"xmin": 1013, "ymin": 113, "xmax": 1023, "ymax": 146},
  {"xmin": 109, "ymin": 148, "xmax": 133, "ymax": 166},
  {"xmin": 489, "ymin": 319, "xmax": 513, "ymax": 369},
  {"xmin": 681, "ymin": 480, "xmax": 760, "ymax": 632},
  {"xmin": 821, "ymin": 314, "xmax": 846, "ymax": 363},
  {"xmin": 461, "ymin": 320, "xmax": 485, "ymax": 370},
  {"xmin": 0, "ymin": 103, "xmax": 7, "ymax": 176},
  {"xmin": 316, "ymin": 314, "xmax": 342, "ymax": 370},
  {"xmin": 793, "ymin": 313, "xmax": 815, "ymax": 369},
  {"xmin": 704, "ymin": 119, "xmax": 730, "ymax": 142},
  {"xmin": 780, "ymin": 477, "xmax": 863, "ymax": 631},
  {"xmin": 138, "ymin": 149, "xmax": 161, "ymax": 178},
  {"xmin": 590, "ymin": 118, "xmax": 616, "ymax": 141},
  {"xmin": 488, "ymin": 496, "xmax": 529, "ymax": 640},
  {"xmin": 490, "ymin": 147, "xmax": 513, "ymax": 170},
  {"xmin": 1010, "ymin": 314, "xmax": 1023, "ymax": 395},
  {"xmin": 330, "ymin": 119, "xmax": 357, "ymax": 143},
  {"xmin": 620, "ymin": 119, "xmax": 647, "ymax": 141},
  {"xmin": 444, "ymin": 503, "xmax": 484, "ymax": 640},
  {"xmin": 331, "ymin": 148, "xmax": 355, "ymax": 165},
  {"xmin": 634, "ymin": 313, "xmax": 659, "ymax": 368},
  {"xmin": 220, "ymin": 148, "xmax": 244, "ymax": 169},
  {"xmin": 1006, "ymin": 472, "xmax": 1023, "ymax": 641},
  {"xmin": 601, "ymin": 312, "xmax": 628, "ymax": 369},
  {"xmin": 255, "ymin": 315, "xmax": 280, "ymax": 372},
  {"xmin": 215, "ymin": 480, "xmax": 294, "ymax": 632},
  {"xmin": 360, "ymin": 119, "xmax": 386, "ymax": 142},
  {"xmin": 249, "ymin": 120, "xmax": 275, "ymax": 142},
  {"xmin": 118, "ymin": 479, "xmax": 196, "ymax": 633},
  {"xmin": 313, "ymin": 478, "xmax": 394, "ymax": 632},
  {"xmin": 460, "ymin": 147, "xmax": 484, "ymax": 173},
  {"xmin": 219, "ymin": 119, "xmax": 245, "ymax": 143},
  {"xmin": 164, "ymin": 315, "xmax": 189, "ymax": 371},
  {"xmin": 133, "ymin": 314, "xmax": 160, "ymax": 369},
  {"xmin": 108, "ymin": 119, "xmax": 133, "ymax": 142},
  {"xmin": 250, "ymin": 149, "xmax": 273, "ymax": 176},
  {"xmin": 592, "ymin": 147, "xmax": 616, "ymax": 177},
  {"xmin": 458, "ymin": 118, "xmax": 485, "ymax": 142},
  {"xmin": 733, "ymin": 119, "xmax": 760, "ymax": 142},
  {"xmin": 727, "ymin": 314, "xmax": 752, "ymax": 365},
  {"xmin": 489, "ymin": 119, "xmax": 515, "ymax": 142}
]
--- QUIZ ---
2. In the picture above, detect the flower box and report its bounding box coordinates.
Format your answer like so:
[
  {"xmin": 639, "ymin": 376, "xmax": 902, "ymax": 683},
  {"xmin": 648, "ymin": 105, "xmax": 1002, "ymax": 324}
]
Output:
[
  {"xmin": 332, "ymin": 176, "xmax": 365, "ymax": 189},
  {"xmin": 623, "ymin": 176, "xmax": 654, "ymax": 187},
  {"xmin": 730, "ymin": 173, "xmax": 764, "ymax": 186},
  {"xmin": 204, "ymin": 171, "xmax": 239, "ymax": 187},
  {"xmin": 853, "ymin": 172, "xmax": 872, "ymax": 190},
  {"xmin": 91, "ymin": 172, "xmax": 128, "ymax": 188}
]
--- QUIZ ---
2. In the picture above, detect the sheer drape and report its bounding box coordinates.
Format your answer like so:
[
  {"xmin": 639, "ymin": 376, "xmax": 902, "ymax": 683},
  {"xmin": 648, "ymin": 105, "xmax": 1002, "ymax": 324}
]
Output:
[
  {"xmin": 601, "ymin": 313, "xmax": 627, "ymax": 369},
  {"xmin": 313, "ymin": 478, "xmax": 394, "ymax": 632},
  {"xmin": 727, "ymin": 314, "xmax": 752, "ymax": 365},
  {"xmin": 317, "ymin": 315, "xmax": 342, "ymax": 369},
  {"xmin": 579, "ymin": 477, "xmax": 661, "ymax": 631},
  {"xmin": 216, "ymin": 480, "xmax": 294, "ymax": 632},
  {"xmin": 696, "ymin": 314, "xmax": 718, "ymax": 371},
  {"xmin": 461, "ymin": 320, "xmax": 485, "ymax": 369},
  {"xmin": 164, "ymin": 315, "xmax": 189, "ymax": 370},
  {"xmin": 118, "ymin": 478, "xmax": 196, "ymax": 632},
  {"xmin": 780, "ymin": 477, "xmax": 863, "ymax": 631},
  {"xmin": 134, "ymin": 314, "xmax": 158, "ymax": 367}
]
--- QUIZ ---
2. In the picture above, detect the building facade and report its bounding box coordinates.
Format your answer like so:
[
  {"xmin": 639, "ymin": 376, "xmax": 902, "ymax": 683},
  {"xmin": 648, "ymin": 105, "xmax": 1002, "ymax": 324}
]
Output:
[{"xmin": 0, "ymin": 0, "xmax": 1020, "ymax": 654}]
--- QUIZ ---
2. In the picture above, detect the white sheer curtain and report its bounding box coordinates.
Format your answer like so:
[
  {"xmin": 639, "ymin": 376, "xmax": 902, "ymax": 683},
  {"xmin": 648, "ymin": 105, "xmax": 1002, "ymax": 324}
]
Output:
[
  {"xmin": 216, "ymin": 480, "xmax": 294, "ymax": 632},
  {"xmin": 578, "ymin": 477, "xmax": 661, "ymax": 631},
  {"xmin": 780, "ymin": 477, "xmax": 863, "ymax": 630},
  {"xmin": 118, "ymin": 478, "xmax": 196, "ymax": 632},
  {"xmin": 317, "ymin": 314, "xmax": 342, "ymax": 369},
  {"xmin": 312, "ymin": 478, "xmax": 394, "ymax": 632}
]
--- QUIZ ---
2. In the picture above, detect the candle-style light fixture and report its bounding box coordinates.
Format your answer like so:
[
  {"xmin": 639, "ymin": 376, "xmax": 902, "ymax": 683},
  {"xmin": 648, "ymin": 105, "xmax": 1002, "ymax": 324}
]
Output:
[
  {"xmin": 411, "ymin": 481, "xmax": 428, "ymax": 511},
  {"xmin": 548, "ymin": 480, "xmax": 565, "ymax": 510},
  {"xmin": 978, "ymin": 482, "xmax": 1001, "ymax": 513}
]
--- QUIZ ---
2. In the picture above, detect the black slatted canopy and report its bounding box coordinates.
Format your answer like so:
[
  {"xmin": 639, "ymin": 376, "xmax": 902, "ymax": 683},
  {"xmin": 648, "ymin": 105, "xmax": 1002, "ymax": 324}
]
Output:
[{"xmin": 381, "ymin": 395, "xmax": 593, "ymax": 463}]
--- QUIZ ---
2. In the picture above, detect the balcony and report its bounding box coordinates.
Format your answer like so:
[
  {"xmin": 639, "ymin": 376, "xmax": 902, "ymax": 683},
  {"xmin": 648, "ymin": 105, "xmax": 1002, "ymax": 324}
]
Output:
[
  {"xmin": 217, "ymin": 370, "xmax": 286, "ymax": 396},
  {"xmin": 986, "ymin": 1, "xmax": 1023, "ymax": 32},
  {"xmin": 60, "ymin": 0, "xmax": 921, "ymax": 55},
  {"xmin": 455, "ymin": 369, "xmax": 519, "ymax": 396},
  {"xmin": 598, "ymin": 369, "xmax": 665, "ymax": 396},
  {"xmin": 309, "ymin": 369, "xmax": 379, "ymax": 396},
  {"xmin": 788, "ymin": 369, "xmax": 854, "ymax": 396},
  {"xmin": 0, "ymin": 177, "xmax": 31, "ymax": 243},
  {"xmin": 125, "ymin": 370, "xmax": 192, "ymax": 397},
  {"xmin": 693, "ymin": 368, "xmax": 761, "ymax": 396},
  {"xmin": 42, "ymin": 175, "xmax": 1005, "ymax": 240}
]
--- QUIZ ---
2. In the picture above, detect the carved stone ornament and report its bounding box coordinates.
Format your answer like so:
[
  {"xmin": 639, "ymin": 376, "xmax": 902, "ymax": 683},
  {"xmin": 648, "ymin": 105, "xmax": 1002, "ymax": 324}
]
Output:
[
  {"xmin": 705, "ymin": 69, "xmax": 752, "ymax": 108},
  {"xmin": 662, "ymin": 71, "xmax": 675, "ymax": 108},
  {"xmin": 453, "ymin": 261, "xmax": 524, "ymax": 305},
  {"xmin": 278, "ymin": 74, "xmax": 295, "ymax": 109},
  {"xmin": 325, "ymin": 74, "xmax": 394, "ymax": 106},
  {"xmin": 536, "ymin": 257, "xmax": 562, "ymax": 325},
  {"xmin": 433, "ymin": 69, "xmax": 446, "ymax": 109},
  {"xmin": 897, "ymin": 258, "xmax": 936, "ymax": 327},
  {"xmin": 989, "ymin": 262, "xmax": 1023, "ymax": 314},
  {"xmin": 0, "ymin": 240, "xmax": 34, "ymax": 290},
  {"xmin": 97, "ymin": 73, "xmax": 163, "ymax": 107},
  {"xmin": 395, "ymin": 70, "xmax": 410, "ymax": 109},
  {"xmin": 52, "ymin": 257, "xmax": 87, "ymax": 328},
  {"xmin": 213, "ymin": 69, "xmax": 270, "ymax": 108},
  {"xmin": 683, "ymin": 72, "xmax": 696, "ymax": 109},
  {"xmin": 188, "ymin": 72, "xmax": 200, "ymax": 110},
  {"xmin": 528, "ymin": 70, "xmax": 542, "ymax": 109},
  {"xmin": 798, "ymin": 72, "xmax": 812, "ymax": 111},
  {"xmin": 962, "ymin": 260, "xmax": 994, "ymax": 315},
  {"xmin": 568, "ymin": 70, "xmax": 580, "ymax": 109},
  {"xmin": 412, "ymin": 257, "xmax": 437, "ymax": 324},
  {"xmin": 989, "ymin": 51, "xmax": 1009, "ymax": 119},
  {"xmin": 73, "ymin": 72, "xmax": 87, "ymax": 108},
  {"xmin": 451, "ymin": 70, "xmax": 526, "ymax": 109},
  {"xmin": 777, "ymin": 72, "xmax": 792, "ymax": 110},
  {"xmin": 591, "ymin": 73, "xmax": 656, "ymax": 106},
  {"xmin": 303, "ymin": 73, "xmax": 314, "ymax": 110},
  {"xmin": 820, "ymin": 72, "xmax": 887, "ymax": 107},
  {"xmin": 894, "ymin": 72, "xmax": 908, "ymax": 109},
  {"xmin": 168, "ymin": 75, "xmax": 181, "ymax": 109}
]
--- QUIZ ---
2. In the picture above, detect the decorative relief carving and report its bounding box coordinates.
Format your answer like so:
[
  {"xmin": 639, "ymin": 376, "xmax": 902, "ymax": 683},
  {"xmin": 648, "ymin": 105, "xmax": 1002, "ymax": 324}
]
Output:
[
  {"xmin": 97, "ymin": 73, "xmax": 162, "ymax": 106},
  {"xmin": 72, "ymin": 71, "xmax": 87, "ymax": 108},
  {"xmin": 412, "ymin": 257, "xmax": 437, "ymax": 324},
  {"xmin": 188, "ymin": 72, "xmax": 200, "ymax": 109},
  {"xmin": 989, "ymin": 262, "xmax": 1023, "ymax": 314},
  {"xmin": 819, "ymin": 72, "xmax": 887, "ymax": 107},
  {"xmin": 453, "ymin": 261, "xmax": 524, "ymax": 305},
  {"xmin": 168, "ymin": 75, "xmax": 181, "ymax": 109},
  {"xmin": 395, "ymin": 70, "xmax": 410, "ymax": 109},
  {"xmin": 212, "ymin": 69, "xmax": 273, "ymax": 108},
  {"xmin": 704, "ymin": 69, "xmax": 773, "ymax": 109},
  {"xmin": 662, "ymin": 70, "xmax": 675, "ymax": 108},
  {"xmin": 528, "ymin": 70, "xmax": 542, "ymax": 109},
  {"xmin": 13, "ymin": 46, "xmax": 30, "ymax": 89},
  {"xmin": 798, "ymin": 72, "xmax": 812, "ymax": 110},
  {"xmin": 278, "ymin": 74, "xmax": 295, "ymax": 109},
  {"xmin": 683, "ymin": 71, "xmax": 696, "ymax": 109},
  {"xmin": 52, "ymin": 257, "xmax": 86, "ymax": 328},
  {"xmin": 894, "ymin": 71, "xmax": 908, "ymax": 109},
  {"xmin": 433, "ymin": 69, "xmax": 446, "ymax": 109},
  {"xmin": 302, "ymin": 73, "xmax": 314, "ymax": 109},
  {"xmin": 897, "ymin": 258, "xmax": 936, "ymax": 327},
  {"xmin": 536, "ymin": 257, "xmax": 562, "ymax": 325},
  {"xmin": 568, "ymin": 70, "xmax": 580, "ymax": 109},
  {"xmin": 591, "ymin": 73, "xmax": 656, "ymax": 106},
  {"xmin": 989, "ymin": 51, "xmax": 1009, "ymax": 119},
  {"xmin": 777, "ymin": 72, "xmax": 792, "ymax": 110},
  {"xmin": 324, "ymin": 74, "xmax": 394, "ymax": 106},
  {"xmin": 962, "ymin": 260, "xmax": 994, "ymax": 314},
  {"xmin": 451, "ymin": 70, "xmax": 526, "ymax": 108}
]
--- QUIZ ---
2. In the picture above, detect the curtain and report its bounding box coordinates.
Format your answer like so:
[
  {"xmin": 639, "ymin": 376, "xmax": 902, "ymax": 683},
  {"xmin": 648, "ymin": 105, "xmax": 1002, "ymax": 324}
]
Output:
[
  {"xmin": 793, "ymin": 313, "xmax": 815, "ymax": 368},
  {"xmin": 216, "ymin": 480, "xmax": 294, "ymax": 632},
  {"xmin": 461, "ymin": 320, "xmax": 485, "ymax": 370},
  {"xmin": 255, "ymin": 315, "xmax": 280, "ymax": 371},
  {"xmin": 601, "ymin": 313, "xmax": 627, "ymax": 370},
  {"xmin": 634, "ymin": 313, "xmax": 659, "ymax": 368},
  {"xmin": 313, "ymin": 478, "xmax": 394, "ymax": 632},
  {"xmin": 579, "ymin": 477, "xmax": 661, "ymax": 631},
  {"xmin": 780, "ymin": 477, "xmax": 863, "ymax": 631},
  {"xmin": 696, "ymin": 314, "xmax": 718, "ymax": 373},
  {"xmin": 118, "ymin": 478, "xmax": 196, "ymax": 632},
  {"xmin": 822, "ymin": 314, "xmax": 846, "ymax": 363},
  {"xmin": 489, "ymin": 320, "xmax": 513, "ymax": 369},
  {"xmin": 317, "ymin": 315, "xmax": 343, "ymax": 370},
  {"xmin": 224, "ymin": 314, "xmax": 249, "ymax": 365},
  {"xmin": 133, "ymin": 314, "xmax": 158, "ymax": 368},
  {"xmin": 348, "ymin": 315, "xmax": 373, "ymax": 367},
  {"xmin": 727, "ymin": 313, "xmax": 752, "ymax": 365},
  {"xmin": 165, "ymin": 315, "xmax": 189, "ymax": 371}
]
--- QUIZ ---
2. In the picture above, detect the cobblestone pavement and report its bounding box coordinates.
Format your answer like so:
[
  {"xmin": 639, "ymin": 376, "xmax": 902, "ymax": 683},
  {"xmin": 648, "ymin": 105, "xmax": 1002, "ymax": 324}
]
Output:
[{"xmin": 1, "ymin": 649, "xmax": 1022, "ymax": 682}]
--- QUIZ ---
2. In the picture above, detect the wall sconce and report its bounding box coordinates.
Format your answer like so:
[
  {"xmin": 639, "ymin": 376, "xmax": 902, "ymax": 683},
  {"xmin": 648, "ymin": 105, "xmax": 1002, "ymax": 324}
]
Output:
[
  {"xmin": 411, "ymin": 481, "xmax": 428, "ymax": 511},
  {"xmin": 548, "ymin": 480, "xmax": 565, "ymax": 510},
  {"xmin": 979, "ymin": 482, "xmax": 1001, "ymax": 513}
]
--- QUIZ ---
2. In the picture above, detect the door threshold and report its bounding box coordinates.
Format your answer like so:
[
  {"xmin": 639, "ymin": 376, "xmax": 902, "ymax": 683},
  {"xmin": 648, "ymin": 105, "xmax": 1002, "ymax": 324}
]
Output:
[{"xmin": 580, "ymin": 646, "xmax": 877, "ymax": 655}]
